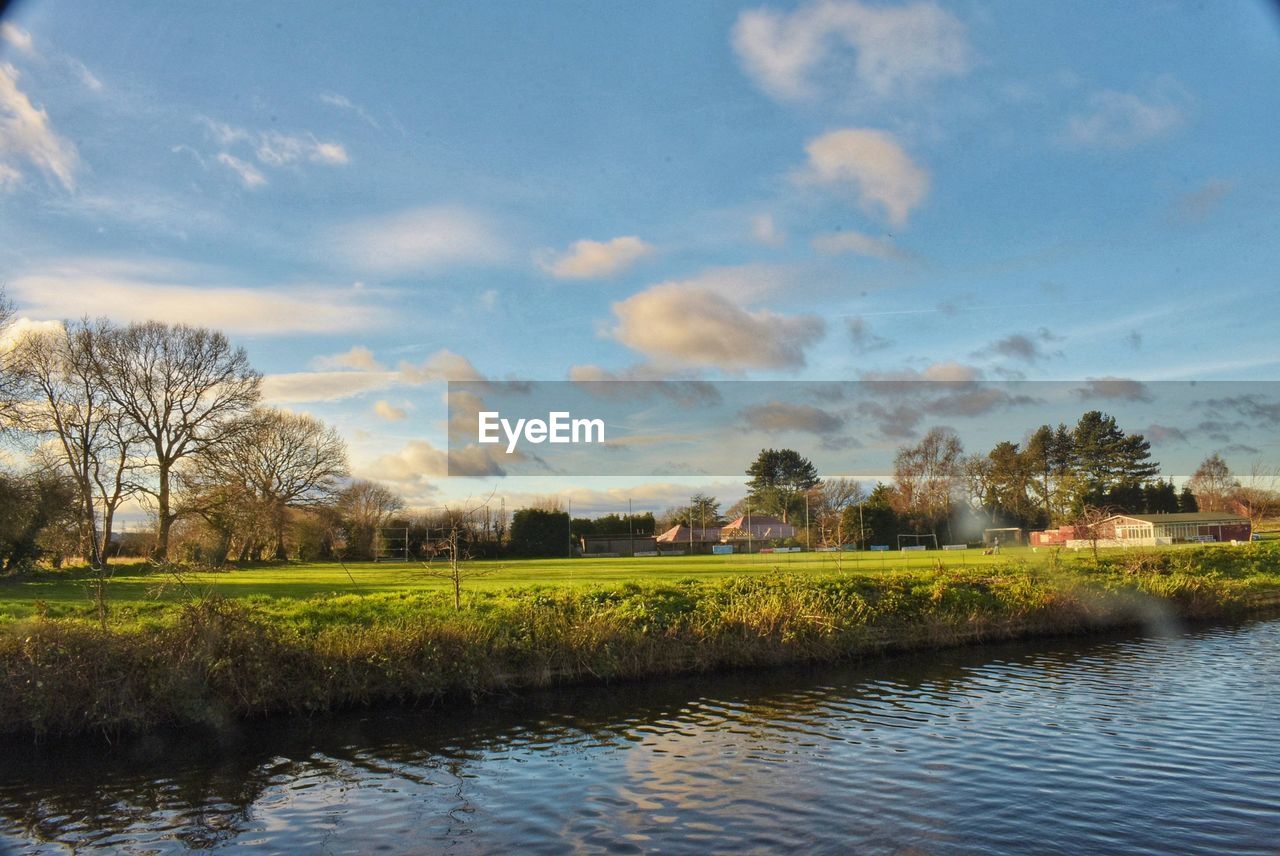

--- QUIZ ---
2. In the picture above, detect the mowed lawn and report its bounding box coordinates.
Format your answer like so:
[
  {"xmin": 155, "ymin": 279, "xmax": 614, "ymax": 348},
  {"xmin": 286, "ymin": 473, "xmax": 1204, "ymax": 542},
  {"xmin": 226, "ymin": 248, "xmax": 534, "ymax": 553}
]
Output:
[{"xmin": 0, "ymin": 542, "xmax": 1248, "ymax": 621}]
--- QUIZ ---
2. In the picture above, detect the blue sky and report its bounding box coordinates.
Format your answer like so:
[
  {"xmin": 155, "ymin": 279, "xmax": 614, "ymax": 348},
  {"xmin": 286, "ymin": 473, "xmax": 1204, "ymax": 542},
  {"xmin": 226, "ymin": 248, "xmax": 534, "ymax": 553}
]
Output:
[{"xmin": 2, "ymin": 1, "xmax": 1278, "ymax": 514}]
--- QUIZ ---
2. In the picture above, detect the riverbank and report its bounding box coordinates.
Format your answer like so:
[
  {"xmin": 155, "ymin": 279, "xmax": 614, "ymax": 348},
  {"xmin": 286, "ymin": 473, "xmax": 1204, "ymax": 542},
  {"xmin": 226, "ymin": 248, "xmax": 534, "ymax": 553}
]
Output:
[{"xmin": 2, "ymin": 544, "xmax": 1278, "ymax": 737}]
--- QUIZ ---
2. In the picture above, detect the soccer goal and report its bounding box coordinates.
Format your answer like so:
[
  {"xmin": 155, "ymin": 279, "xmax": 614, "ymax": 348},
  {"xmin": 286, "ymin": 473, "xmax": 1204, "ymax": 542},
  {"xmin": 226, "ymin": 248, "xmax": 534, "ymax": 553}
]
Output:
[
  {"xmin": 897, "ymin": 533, "xmax": 937, "ymax": 551},
  {"xmin": 983, "ymin": 528, "xmax": 1022, "ymax": 546},
  {"xmin": 373, "ymin": 526, "xmax": 409, "ymax": 562}
]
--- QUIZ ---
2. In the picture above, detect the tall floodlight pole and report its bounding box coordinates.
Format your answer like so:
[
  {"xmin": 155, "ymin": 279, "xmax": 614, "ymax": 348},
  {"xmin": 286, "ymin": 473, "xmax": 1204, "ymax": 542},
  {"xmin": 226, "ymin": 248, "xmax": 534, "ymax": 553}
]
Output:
[
  {"xmin": 688, "ymin": 497, "xmax": 693, "ymax": 554},
  {"xmin": 629, "ymin": 497, "xmax": 634, "ymax": 557},
  {"xmin": 746, "ymin": 497, "xmax": 753, "ymax": 555}
]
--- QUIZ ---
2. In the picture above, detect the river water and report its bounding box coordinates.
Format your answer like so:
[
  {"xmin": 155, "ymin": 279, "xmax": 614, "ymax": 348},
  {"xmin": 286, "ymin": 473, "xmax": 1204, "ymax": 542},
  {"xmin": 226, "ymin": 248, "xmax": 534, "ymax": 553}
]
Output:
[{"xmin": 1, "ymin": 617, "xmax": 1277, "ymax": 854}]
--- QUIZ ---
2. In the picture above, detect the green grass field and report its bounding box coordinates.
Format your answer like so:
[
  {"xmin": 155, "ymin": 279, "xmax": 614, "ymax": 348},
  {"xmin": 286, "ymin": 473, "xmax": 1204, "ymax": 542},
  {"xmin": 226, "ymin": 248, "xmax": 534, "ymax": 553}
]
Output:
[{"xmin": 0, "ymin": 542, "xmax": 1258, "ymax": 622}]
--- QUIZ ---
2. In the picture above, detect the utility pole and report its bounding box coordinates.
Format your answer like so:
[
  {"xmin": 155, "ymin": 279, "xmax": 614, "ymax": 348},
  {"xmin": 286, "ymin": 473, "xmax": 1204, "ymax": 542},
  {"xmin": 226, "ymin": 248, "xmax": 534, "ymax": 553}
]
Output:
[
  {"xmin": 746, "ymin": 497, "xmax": 753, "ymax": 556},
  {"xmin": 805, "ymin": 492, "xmax": 810, "ymax": 550},
  {"xmin": 628, "ymin": 497, "xmax": 634, "ymax": 557}
]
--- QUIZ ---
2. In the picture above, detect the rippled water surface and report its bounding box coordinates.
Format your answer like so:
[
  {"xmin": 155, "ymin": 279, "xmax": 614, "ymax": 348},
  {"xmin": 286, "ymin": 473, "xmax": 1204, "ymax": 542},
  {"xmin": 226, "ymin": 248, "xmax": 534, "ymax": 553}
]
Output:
[{"xmin": 2, "ymin": 618, "xmax": 1278, "ymax": 854}]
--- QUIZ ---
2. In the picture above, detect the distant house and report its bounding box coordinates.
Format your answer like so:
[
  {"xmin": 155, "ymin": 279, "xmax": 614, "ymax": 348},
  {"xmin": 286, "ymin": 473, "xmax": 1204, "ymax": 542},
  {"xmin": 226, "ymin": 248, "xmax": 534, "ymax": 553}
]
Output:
[
  {"xmin": 718, "ymin": 514, "xmax": 796, "ymax": 542},
  {"xmin": 1031, "ymin": 511, "xmax": 1250, "ymax": 547}
]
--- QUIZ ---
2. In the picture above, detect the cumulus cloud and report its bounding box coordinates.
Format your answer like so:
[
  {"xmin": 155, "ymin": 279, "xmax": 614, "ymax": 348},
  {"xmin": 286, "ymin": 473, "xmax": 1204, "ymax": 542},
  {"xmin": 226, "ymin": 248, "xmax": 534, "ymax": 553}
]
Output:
[
  {"xmin": 974, "ymin": 329, "xmax": 1060, "ymax": 364},
  {"xmin": 812, "ymin": 230, "xmax": 909, "ymax": 260},
  {"xmin": 329, "ymin": 205, "xmax": 505, "ymax": 273},
  {"xmin": 1073, "ymin": 377, "xmax": 1153, "ymax": 402},
  {"xmin": 397, "ymin": 348, "xmax": 485, "ymax": 383},
  {"xmin": 0, "ymin": 63, "xmax": 80, "ymax": 191},
  {"xmin": 1063, "ymin": 78, "xmax": 1191, "ymax": 150},
  {"xmin": 541, "ymin": 236, "xmax": 654, "ymax": 279},
  {"xmin": 741, "ymin": 400, "xmax": 843, "ymax": 434},
  {"xmin": 795, "ymin": 129, "xmax": 929, "ymax": 226},
  {"xmin": 9, "ymin": 261, "xmax": 387, "ymax": 335},
  {"xmin": 609, "ymin": 281, "xmax": 825, "ymax": 371},
  {"xmin": 360, "ymin": 440, "xmax": 448, "ymax": 489},
  {"xmin": 861, "ymin": 361, "xmax": 980, "ymax": 386},
  {"xmin": 311, "ymin": 345, "xmax": 384, "ymax": 372},
  {"xmin": 732, "ymin": 0, "xmax": 972, "ymax": 102},
  {"xmin": 373, "ymin": 400, "xmax": 408, "ymax": 421}
]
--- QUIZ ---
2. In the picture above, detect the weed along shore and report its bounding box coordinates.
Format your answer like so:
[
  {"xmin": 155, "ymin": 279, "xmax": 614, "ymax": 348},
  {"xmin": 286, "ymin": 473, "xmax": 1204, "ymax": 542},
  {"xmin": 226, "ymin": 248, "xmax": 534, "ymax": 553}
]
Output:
[{"xmin": 2, "ymin": 544, "xmax": 1278, "ymax": 738}]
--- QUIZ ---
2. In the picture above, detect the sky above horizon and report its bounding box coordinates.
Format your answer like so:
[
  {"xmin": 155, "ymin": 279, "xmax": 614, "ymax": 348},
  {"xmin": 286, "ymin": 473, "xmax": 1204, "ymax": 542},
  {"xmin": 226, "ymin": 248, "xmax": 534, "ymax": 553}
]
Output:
[{"xmin": 2, "ymin": 1, "xmax": 1279, "ymax": 515}]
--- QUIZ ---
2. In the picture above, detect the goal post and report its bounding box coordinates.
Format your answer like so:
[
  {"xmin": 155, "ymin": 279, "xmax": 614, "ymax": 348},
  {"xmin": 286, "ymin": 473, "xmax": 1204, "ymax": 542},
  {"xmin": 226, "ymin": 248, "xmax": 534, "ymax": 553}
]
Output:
[
  {"xmin": 897, "ymin": 533, "xmax": 937, "ymax": 551},
  {"xmin": 982, "ymin": 527, "xmax": 1023, "ymax": 546},
  {"xmin": 373, "ymin": 526, "xmax": 409, "ymax": 562}
]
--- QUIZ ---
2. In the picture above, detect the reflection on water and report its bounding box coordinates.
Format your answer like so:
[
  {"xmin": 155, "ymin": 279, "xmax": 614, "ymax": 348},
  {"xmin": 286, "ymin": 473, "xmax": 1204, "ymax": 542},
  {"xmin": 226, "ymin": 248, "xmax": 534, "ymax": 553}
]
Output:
[{"xmin": 2, "ymin": 618, "xmax": 1278, "ymax": 854}]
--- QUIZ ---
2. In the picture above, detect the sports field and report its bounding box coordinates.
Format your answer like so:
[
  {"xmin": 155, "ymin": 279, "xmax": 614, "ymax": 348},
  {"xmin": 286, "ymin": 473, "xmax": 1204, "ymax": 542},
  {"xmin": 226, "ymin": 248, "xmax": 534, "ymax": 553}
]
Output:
[{"xmin": 0, "ymin": 542, "xmax": 1257, "ymax": 621}]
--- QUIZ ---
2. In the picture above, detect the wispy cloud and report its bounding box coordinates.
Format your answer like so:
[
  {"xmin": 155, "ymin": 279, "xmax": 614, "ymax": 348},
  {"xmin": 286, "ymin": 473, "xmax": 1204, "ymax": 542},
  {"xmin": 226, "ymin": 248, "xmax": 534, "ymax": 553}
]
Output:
[
  {"xmin": 732, "ymin": 0, "xmax": 972, "ymax": 103},
  {"xmin": 9, "ymin": 258, "xmax": 386, "ymax": 334},
  {"xmin": 216, "ymin": 152, "xmax": 266, "ymax": 188},
  {"xmin": 0, "ymin": 63, "xmax": 80, "ymax": 191},
  {"xmin": 540, "ymin": 235, "xmax": 654, "ymax": 279},
  {"xmin": 812, "ymin": 230, "xmax": 909, "ymax": 260},
  {"xmin": 196, "ymin": 116, "xmax": 348, "ymax": 186},
  {"xmin": 328, "ymin": 205, "xmax": 506, "ymax": 273},
  {"xmin": 1062, "ymin": 77, "xmax": 1191, "ymax": 150},
  {"xmin": 317, "ymin": 92, "xmax": 380, "ymax": 129},
  {"xmin": 795, "ymin": 129, "xmax": 929, "ymax": 227}
]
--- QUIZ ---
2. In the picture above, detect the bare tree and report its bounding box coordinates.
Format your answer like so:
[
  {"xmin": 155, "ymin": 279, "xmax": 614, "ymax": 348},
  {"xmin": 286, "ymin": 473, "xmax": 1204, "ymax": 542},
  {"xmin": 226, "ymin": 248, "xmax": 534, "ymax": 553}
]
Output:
[
  {"xmin": 1234, "ymin": 461, "xmax": 1280, "ymax": 534},
  {"xmin": 1073, "ymin": 504, "xmax": 1115, "ymax": 561},
  {"xmin": 338, "ymin": 480, "xmax": 405, "ymax": 559},
  {"xmin": 85, "ymin": 321, "xmax": 261, "ymax": 560},
  {"xmin": 420, "ymin": 496, "xmax": 498, "ymax": 610},
  {"xmin": 0, "ymin": 288, "xmax": 22, "ymax": 431},
  {"xmin": 182, "ymin": 407, "xmax": 348, "ymax": 559},
  {"xmin": 810, "ymin": 478, "xmax": 864, "ymax": 547},
  {"xmin": 14, "ymin": 320, "xmax": 142, "ymax": 567},
  {"xmin": 1186, "ymin": 453, "xmax": 1238, "ymax": 513},
  {"xmin": 893, "ymin": 427, "xmax": 964, "ymax": 538}
]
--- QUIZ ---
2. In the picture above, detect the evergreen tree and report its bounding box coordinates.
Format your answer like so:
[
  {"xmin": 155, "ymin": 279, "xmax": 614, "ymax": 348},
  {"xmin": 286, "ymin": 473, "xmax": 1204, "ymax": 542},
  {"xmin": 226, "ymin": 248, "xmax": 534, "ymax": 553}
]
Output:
[{"xmin": 745, "ymin": 449, "xmax": 820, "ymax": 523}]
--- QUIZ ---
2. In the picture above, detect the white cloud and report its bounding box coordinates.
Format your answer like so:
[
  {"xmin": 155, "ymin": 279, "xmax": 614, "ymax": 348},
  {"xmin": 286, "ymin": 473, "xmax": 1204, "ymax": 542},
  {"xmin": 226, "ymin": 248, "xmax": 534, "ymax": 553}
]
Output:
[
  {"xmin": 318, "ymin": 92, "xmax": 380, "ymax": 129},
  {"xmin": 751, "ymin": 213, "xmax": 786, "ymax": 246},
  {"xmin": 795, "ymin": 128, "xmax": 929, "ymax": 226},
  {"xmin": 397, "ymin": 348, "xmax": 485, "ymax": 383},
  {"xmin": 0, "ymin": 161, "xmax": 20, "ymax": 190},
  {"xmin": 197, "ymin": 116, "xmax": 348, "ymax": 184},
  {"xmin": 261, "ymin": 370, "xmax": 398, "ymax": 404},
  {"xmin": 311, "ymin": 345, "xmax": 385, "ymax": 372},
  {"xmin": 9, "ymin": 260, "xmax": 387, "ymax": 334},
  {"xmin": 1063, "ymin": 79, "xmax": 1190, "ymax": 150},
  {"xmin": 255, "ymin": 130, "xmax": 348, "ymax": 166},
  {"xmin": 0, "ymin": 317, "xmax": 64, "ymax": 352},
  {"xmin": 330, "ymin": 206, "xmax": 505, "ymax": 273},
  {"xmin": 373, "ymin": 400, "xmax": 408, "ymax": 421},
  {"xmin": 610, "ymin": 281, "xmax": 824, "ymax": 371},
  {"xmin": 0, "ymin": 63, "xmax": 80, "ymax": 191},
  {"xmin": 216, "ymin": 152, "xmax": 266, "ymax": 188},
  {"xmin": 541, "ymin": 236, "xmax": 654, "ymax": 279},
  {"xmin": 0, "ymin": 23, "xmax": 35, "ymax": 57},
  {"xmin": 260, "ymin": 348, "xmax": 490, "ymax": 405},
  {"xmin": 732, "ymin": 0, "xmax": 972, "ymax": 102},
  {"xmin": 71, "ymin": 60, "xmax": 104, "ymax": 93},
  {"xmin": 361, "ymin": 440, "xmax": 448, "ymax": 487},
  {"xmin": 812, "ymin": 230, "xmax": 909, "ymax": 260}
]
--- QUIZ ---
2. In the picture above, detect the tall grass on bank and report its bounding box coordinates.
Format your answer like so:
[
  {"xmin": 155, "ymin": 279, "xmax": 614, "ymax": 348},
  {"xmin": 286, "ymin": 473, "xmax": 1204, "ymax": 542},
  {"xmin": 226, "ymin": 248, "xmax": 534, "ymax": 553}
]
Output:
[{"xmin": 1, "ymin": 545, "xmax": 1277, "ymax": 737}]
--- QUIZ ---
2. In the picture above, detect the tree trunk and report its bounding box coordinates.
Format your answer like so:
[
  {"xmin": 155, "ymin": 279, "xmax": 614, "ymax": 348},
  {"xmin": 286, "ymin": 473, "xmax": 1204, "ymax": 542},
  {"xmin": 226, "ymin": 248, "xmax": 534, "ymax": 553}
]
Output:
[{"xmin": 154, "ymin": 461, "xmax": 173, "ymax": 561}]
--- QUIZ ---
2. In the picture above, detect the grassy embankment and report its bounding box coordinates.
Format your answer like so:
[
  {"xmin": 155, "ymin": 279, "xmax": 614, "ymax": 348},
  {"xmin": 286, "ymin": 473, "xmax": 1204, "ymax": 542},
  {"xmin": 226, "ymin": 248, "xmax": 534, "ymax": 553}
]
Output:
[{"xmin": 1, "ymin": 544, "xmax": 1278, "ymax": 737}]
